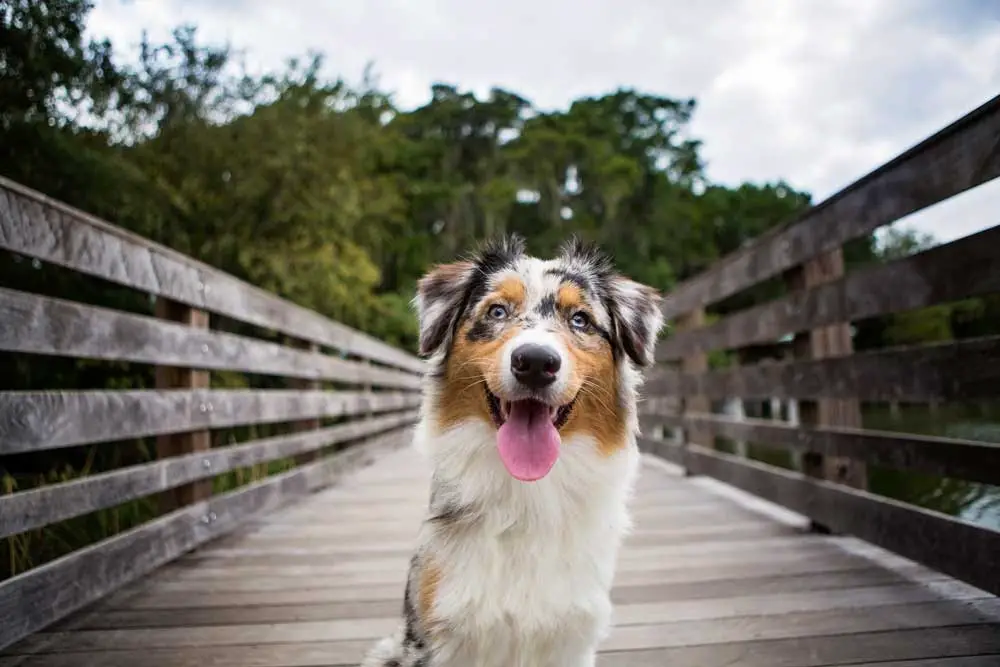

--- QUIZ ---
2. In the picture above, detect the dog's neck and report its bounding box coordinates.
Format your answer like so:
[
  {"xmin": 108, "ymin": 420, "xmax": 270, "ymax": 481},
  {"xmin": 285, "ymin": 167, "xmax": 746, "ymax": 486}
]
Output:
[{"xmin": 413, "ymin": 414, "xmax": 640, "ymax": 540}]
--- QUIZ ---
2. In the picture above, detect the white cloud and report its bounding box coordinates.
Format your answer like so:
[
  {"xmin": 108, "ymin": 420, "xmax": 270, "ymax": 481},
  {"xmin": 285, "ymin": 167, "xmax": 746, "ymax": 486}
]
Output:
[{"xmin": 86, "ymin": 0, "xmax": 1000, "ymax": 244}]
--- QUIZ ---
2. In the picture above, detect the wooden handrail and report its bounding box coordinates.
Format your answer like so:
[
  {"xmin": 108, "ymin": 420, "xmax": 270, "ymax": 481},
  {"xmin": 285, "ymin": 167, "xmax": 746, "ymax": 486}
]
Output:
[
  {"xmin": 645, "ymin": 94, "xmax": 1000, "ymax": 600},
  {"xmin": 0, "ymin": 177, "xmax": 424, "ymax": 651}
]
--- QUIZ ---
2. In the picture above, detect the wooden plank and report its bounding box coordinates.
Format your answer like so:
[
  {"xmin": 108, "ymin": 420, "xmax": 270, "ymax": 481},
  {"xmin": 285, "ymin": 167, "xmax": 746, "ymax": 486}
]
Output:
[
  {"xmin": 601, "ymin": 600, "xmax": 1000, "ymax": 653},
  {"xmin": 148, "ymin": 539, "xmax": 868, "ymax": 573},
  {"xmin": 57, "ymin": 601, "xmax": 402, "ymax": 631},
  {"xmin": 610, "ymin": 566, "xmax": 951, "ymax": 606},
  {"xmin": 658, "ymin": 223, "xmax": 1000, "ymax": 360},
  {"xmin": 786, "ymin": 247, "xmax": 866, "ymax": 490},
  {"xmin": 17, "ymin": 596, "xmax": 1000, "ymax": 654},
  {"xmin": 289, "ymin": 340, "xmax": 323, "ymax": 465},
  {"xmin": 0, "ymin": 426, "xmax": 413, "ymax": 652},
  {"xmin": 637, "ymin": 434, "xmax": 684, "ymax": 466},
  {"xmin": 598, "ymin": 626, "xmax": 1000, "ymax": 667},
  {"xmin": 0, "ymin": 410, "xmax": 419, "ymax": 538},
  {"xmin": 5, "ymin": 625, "xmax": 999, "ymax": 666},
  {"xmin": 684, "ymin": 444, "xmax": 1000, "ymax": 596},
  {"xmin": 0, "ymin": 176, "xmax": 426, "ymax": 374},
  {"xmin": 154, "ymin": 298, "xmax": 212, "ymax": 511},
  {"xmin": 0, "ymin": 640, "xmax": 375, "ymax": 666},
  {"xmin": 659, "ymin": 93, "xmax": 1000, "ymax": 319},
  {"xmin": 160, "ymin": 548, "xmax": 873, "ymax": 586},
  {"xmin": 677, "ymin": 309, "xmax": 710, "ymax": 455},
  {"xmin": 0, "ymin": 287, "xmax": 421, "ymax": 389},
  {"xmin": 647, "ymin": 334, "xmax": 1000, "ymax": 402},
  {"xmin": 642, "ymin": 412, "xmax": 1000, "ymax": 486},
  {"xmin": 0, "ymin": 389, "xmax": 420, "ymax": 454},
  {"xmin": 610, "ymin": 582, "xmax": 999, "ymax": 626},
  {"xmin": 64, "ymin": 581, "xmax": 995, "ymax": 630}
]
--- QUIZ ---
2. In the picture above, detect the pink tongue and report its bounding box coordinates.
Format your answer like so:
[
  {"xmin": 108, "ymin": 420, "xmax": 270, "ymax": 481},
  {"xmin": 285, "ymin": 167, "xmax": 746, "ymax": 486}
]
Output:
[{"xmin": 496, "ymin": 400, "xmax": 561, "ymax": 481}]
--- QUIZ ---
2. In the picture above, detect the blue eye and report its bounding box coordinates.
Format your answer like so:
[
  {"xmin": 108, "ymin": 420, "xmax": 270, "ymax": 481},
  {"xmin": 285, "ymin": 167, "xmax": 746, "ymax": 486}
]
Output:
[
  {"xmin": 488, "ymin": 304, "xmax": 509, "ymax": 320},
  {"xmin": 570, "ymin": 311, "xmax": 591, "ymax": 330}
]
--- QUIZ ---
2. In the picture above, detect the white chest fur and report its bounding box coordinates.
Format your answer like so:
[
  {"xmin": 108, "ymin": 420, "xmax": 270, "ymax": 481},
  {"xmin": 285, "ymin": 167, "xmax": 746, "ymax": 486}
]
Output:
[{"xmin": 414, "ymin": 420, "xmax": 640, "ymax": 667}]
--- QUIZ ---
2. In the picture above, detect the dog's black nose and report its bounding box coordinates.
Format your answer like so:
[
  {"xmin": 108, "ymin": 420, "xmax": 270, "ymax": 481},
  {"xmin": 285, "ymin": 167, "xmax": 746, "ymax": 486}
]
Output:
[{"xmin": 511, "ymin": 344, "xmax": 561, "ymax": 389}]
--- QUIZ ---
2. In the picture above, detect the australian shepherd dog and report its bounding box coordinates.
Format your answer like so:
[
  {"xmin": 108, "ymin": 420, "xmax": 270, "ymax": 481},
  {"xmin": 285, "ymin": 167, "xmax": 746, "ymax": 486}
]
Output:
[{"xmin": 362, "ymin": 234, "xmax": 664, "ymax": 667}]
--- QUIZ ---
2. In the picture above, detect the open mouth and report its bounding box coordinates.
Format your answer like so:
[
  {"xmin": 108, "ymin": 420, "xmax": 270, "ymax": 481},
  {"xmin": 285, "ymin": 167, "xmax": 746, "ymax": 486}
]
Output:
[
  {"xmin": 485, "ymin": 387, "xmax": 575, "ymax": 431},
  {"xmin": 484, "ymin": 386, "xmax": 576, "ymax": 482}
]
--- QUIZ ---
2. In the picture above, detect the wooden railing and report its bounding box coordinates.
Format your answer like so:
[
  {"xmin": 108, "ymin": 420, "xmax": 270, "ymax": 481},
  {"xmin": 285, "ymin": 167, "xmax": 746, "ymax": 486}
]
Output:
[
  {"xmin": 0, "ymin": 177, "xmax": 426, "ymax": 650},
  {"xmin": 640, "ymin": 93, "xmax": 1000, "ymax": 600}
]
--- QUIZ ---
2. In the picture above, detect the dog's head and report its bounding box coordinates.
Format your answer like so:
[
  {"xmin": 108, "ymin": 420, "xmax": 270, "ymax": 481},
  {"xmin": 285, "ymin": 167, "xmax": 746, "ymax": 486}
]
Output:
[{"xmin": 414, "ymin": 234, "xmax": 664, "ymax": 482}]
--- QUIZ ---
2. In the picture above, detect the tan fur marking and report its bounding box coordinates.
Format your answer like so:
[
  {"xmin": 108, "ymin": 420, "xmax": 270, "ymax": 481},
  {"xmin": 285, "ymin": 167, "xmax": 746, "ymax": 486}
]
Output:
[
  {"xmin": 495, "ymin": 275, "xmax": 527, "ymax": 307},
  {"xmin": 418, "ymin": 558, "xmax": 442, "ymax": 627},
  {"xmin": 434, "ymin": 323, "xmax": 521, "ymax": 432},
  {"xmin": 419, "ymin": 260, "xmax": 474, "ymax": 291},
  {"xmin": 557, "ymin": 283, "xmax": 583, "ymax": 311},
  {"xmin": 560, "ymin": 333, "xmax": 627, "ymax": 456}
]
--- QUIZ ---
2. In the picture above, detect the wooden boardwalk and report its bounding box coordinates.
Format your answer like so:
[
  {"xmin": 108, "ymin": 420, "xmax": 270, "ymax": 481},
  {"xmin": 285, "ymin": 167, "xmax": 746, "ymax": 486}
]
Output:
[{"xmin": 3, "ymin": 446, "xmax": 998, "ymax": 667}]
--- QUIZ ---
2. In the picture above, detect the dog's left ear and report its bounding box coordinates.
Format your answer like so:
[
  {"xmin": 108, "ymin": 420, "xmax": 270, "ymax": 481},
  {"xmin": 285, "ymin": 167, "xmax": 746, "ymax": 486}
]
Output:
[
  {"xmin": 413, "ymin": 260, "xmax": 477, "ymax": 357},
  {"xmin": 606, "ymin": 275, "xmax": 665, "ymax": 368}
]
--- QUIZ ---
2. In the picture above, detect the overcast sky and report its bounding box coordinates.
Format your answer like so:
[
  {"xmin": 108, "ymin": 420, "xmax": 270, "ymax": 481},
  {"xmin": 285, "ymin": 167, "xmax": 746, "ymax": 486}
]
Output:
[{"xmin": 86, "ymin": 0, "xmax": 1000, "ymax": 245}]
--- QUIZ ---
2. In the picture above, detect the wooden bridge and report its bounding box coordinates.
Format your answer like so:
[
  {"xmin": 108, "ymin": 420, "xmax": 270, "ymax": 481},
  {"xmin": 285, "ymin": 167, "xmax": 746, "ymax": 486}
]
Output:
[{"xmin": 2, "ymin": 95, "xmax": 999, "ymax": 666}]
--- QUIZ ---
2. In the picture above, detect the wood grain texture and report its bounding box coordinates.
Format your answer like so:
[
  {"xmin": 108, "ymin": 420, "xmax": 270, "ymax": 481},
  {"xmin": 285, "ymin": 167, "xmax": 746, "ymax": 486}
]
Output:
[
  {"xmin": 3, "ymin": 448, "xmax": 997, "ymax": 665},
  {"xmin": 0, "ymin": 287, "xmax": 422, "ymax": 389},
  {"xmin": 684, "ymin": 444, "xmax": 1000, "ymax": 597},
  {"xmin": 648, "ymin": 334, "xmax": 1000, "ymax": 402},
  {"xmin": 153, "ymin": 298, "xmax": 213, "ymax": 510},
  {"xmin": 0, "ymin": 410, "xmax": 419, "ymax": 538},
  {"xmin": 640, "ymin": 411, "xmax": 1000, "ymax": 486},
  {"xmin": 660, "ymin": 93, "xmax": 1000, "ymax": 319},
  {"xmin": 0, "ymin": 426, "xmax": 413, "ymax": 653},
  {"xmin": 0, "ymin": 389, "xmax": 420, "ymax": 454},
  {"xmin": 0, "ymin": 176, "xmax": 425, "ymax": 374},
  {"xmin": 657, "ymin": 223, "xmax": 1000, "ymax": 361}
]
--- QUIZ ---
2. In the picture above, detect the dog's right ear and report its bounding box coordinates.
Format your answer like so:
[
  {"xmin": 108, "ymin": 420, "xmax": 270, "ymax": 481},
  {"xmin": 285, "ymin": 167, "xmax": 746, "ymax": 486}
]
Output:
[{"xmin": 413, "ymin": 260, "xmax": 477, "ymax": 357}]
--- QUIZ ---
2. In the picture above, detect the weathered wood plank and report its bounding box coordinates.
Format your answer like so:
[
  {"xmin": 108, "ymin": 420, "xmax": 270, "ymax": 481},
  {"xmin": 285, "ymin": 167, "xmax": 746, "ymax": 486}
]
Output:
[
  {"xmin": 648, "ymin": 334, "xmax": 1000, "ymax": 402},
  {"xmin": 0, "ymin": 176, "xmax": 426, "ymax": 374},
  {"xmin": 684, "ymin": 444, "xmax": 1000, "ymax": 596},
  {"xmin": 0, "ymin": 410, "xmax": 419, "ymax": 538},
  {"xmin": 602, "ymin": 600, "xmax": 1000, "ymax": 652},
  {"xmin": 598, "ymin": 626, "xmax": 1000, "ymax": 667},
  {"xmin": 636, "ymin": 434, "xmax": 684, "ymax": 466},
  {"xmin": 0, "ymin": 426, "xmax": 413, "ymax": 652},
  {"xmin": 658, "ymin": 223, "xmax": 1000, "ymax": 360},
  {"xmin": 5, "ymin": 625, "xmax": 998, "ymax": 666},
  {"xmin": 64, "ymin": 581, "xmax": 994, "ymax": 630},
  {"xmin": 641, "ymin": 412, "xmax": 1000, "ymax": 486},
  {"xmin": 660, "ymin": 93, "xmax": 1000, "ymax": 319},
  {"xmin": 154, "ymin": 298, "xmax": 213, "ymax": 511},
  {"xmin": 289, "ymin": 340, "xmax": 323, "ymax": 466},
  {"xmin": 0, "ymin": 287, "xmax": 422, "ymax": 389},
  {"xmin": 17, "ymin": 596, "xmax": 1000, "ymax": 654},
  {"xmin": 0, "ymin": 389, "xmax": 420, "ymax": 454}
]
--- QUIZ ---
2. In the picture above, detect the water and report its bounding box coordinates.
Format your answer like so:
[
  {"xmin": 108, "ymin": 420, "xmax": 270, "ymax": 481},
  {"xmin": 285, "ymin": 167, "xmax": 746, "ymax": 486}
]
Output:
[{"xmin": 863, "ymin": 403, "xmax": 1000, "ymax": 531}]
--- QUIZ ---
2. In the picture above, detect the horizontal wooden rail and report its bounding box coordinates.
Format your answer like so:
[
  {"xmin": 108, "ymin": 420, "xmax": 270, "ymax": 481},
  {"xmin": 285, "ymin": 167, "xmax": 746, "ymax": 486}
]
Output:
[
  {"xmin": 672, "ymin": 443, "xmax": 1000, "ymax": 598},
  {"xmin": 0, "ymin": 425, "xmax": 413, "ymax": 652},
  {"xmin": 657, "ymin": 223, "xmax": 1000, "ymax": 361},
  {"xmin": 641, "ymin": 93, "xmax": 1000, "ymax": 628},
  {"xmin": 0, "ymin": 287, "xmax": 422, "ymax": 390},
  {"xmin": 648, "ymin": 335, "xmax": 1000, "ymax": 402},
  {"xmin": 0, "ymin": 177, "xmax": 426, "ymax": 375},
  {"xmin": 639, "ymin": 412, "xmax": 1000, "ymax": 487},
  {"xmin": 0, "ymin": 390, "xmax": 421, "ymax": 454},
  {"xmin": 0, "ymin": 410, "xmax": 419, "ymax": 538},
  {"xmin": 660, "ymin": 93, "xmax": 1000, "ymax": 319}
]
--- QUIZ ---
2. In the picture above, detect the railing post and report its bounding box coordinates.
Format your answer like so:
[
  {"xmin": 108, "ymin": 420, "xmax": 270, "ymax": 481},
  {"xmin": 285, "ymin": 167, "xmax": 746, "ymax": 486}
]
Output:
[
  {"xmin": 154, "ymin": 298, "xmax": 212, "ymax": 511},
  {"xmin": 290, "ymin": 340, "xmax": 322, "ymax": 465},
  {"xmin": 785, "ymin": 247, "xmax": 867, "ymax": 505},
  {"xmin": 677, "ymin": 307, "xmax": 710, "ymax": 472}
]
